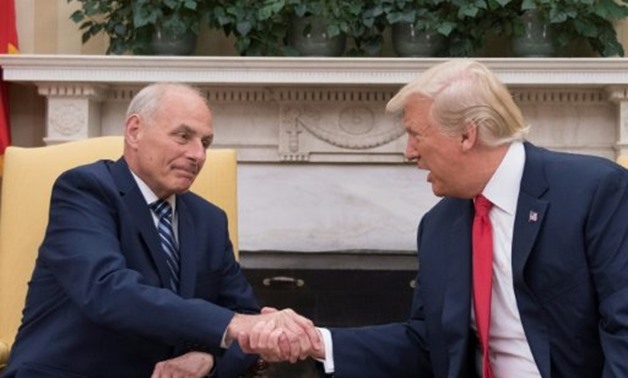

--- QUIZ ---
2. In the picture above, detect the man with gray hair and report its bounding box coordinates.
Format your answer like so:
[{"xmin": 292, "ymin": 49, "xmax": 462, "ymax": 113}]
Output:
[{"xmin": 3, "ymin": 83, "xmax": 320, "ymax": 378}]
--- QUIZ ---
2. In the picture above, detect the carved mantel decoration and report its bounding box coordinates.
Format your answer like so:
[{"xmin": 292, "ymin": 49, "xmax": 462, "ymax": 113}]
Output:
[{"xmin": 278, "ymin": 89, "xmax": 405, "ymax": 162}]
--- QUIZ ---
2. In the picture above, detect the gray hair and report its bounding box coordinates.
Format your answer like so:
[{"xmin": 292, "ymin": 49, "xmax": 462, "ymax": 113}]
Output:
[
  {"xmin": 126, "ymin": 82, "xmax": 209, "ymax": 122},
  {"xmin": 387, "ymin": 60, "xmax": 528, "ymax": 146}
]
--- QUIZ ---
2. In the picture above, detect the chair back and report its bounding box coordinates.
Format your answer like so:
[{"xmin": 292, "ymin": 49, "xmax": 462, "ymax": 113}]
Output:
[
  {"xmin": 618, "ymin": 155, "xmax": 628, "ymax": 168},
  {"xmin": 0, "ymin": 136, "xmax": 238, "ymax": 367}
]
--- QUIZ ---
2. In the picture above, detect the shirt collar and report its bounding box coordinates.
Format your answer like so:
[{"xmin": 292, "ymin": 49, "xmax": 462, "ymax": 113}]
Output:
[
  {"xmin": 482, "ymin": 141, "xmax": 525, "ymax": 216},
  {"xmin": 130, "ymin": 170, "xmax": 177, "ymax": 212}
]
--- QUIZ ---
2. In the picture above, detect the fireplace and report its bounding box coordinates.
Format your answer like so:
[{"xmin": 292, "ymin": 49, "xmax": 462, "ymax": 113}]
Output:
[
  {"xmin": 240, "ymin": 250, "xmax": 418, "ymax": 377},
  {"xmin": 1, "ymin": 56, "xmax": 625, "ymax": 254},
  {"xmin": 241, "ymin": 250, "xmax": 417, "ymax": 326}
]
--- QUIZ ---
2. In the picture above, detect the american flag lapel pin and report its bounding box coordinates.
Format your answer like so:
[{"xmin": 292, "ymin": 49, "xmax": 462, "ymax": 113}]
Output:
[{"xmin": 528, "ymin": 210, "xmax": 538, "ymax": 222}]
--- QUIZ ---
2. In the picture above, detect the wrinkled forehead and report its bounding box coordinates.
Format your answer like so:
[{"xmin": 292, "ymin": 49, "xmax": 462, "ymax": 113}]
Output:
[{"xmin": 403, "ymin": 95, "xmax": 433, "ymax": 122}]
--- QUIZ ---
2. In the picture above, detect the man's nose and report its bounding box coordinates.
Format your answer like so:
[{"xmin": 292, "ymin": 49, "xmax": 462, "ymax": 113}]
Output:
[
  {"xmin": 404, "ymin": 138, "xmax": 418, "ymax": 161},
  {"xmin": 187, "ymin": 139, "xmax": 206, "ymax": 161}
]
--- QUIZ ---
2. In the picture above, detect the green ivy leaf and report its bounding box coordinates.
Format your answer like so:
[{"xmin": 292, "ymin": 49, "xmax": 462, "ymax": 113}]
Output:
[
  {"xmin": 548, "ymin": 8, "xmax": 568, "ymax": 23},
  {"xmin": 163, "ymin": 0, "xmax": 178, "ymax": 10},
  {"xmin": 70, "ymin": 10, "xmax": 85, "ymax": 23},
  {"xmin": 437, "ymin": 21, "xmax": 455, "ymax": 36},
  {"xmin": 183, "ymin": 1, "xmax": 197, "ymax": 11},
  {"xmin": 521, "ymin": 0, "xmax": 536, "ymax": 11},
  {"xmin": 236, "ymin": 21, "xmax": 252, "ymax": 36}
]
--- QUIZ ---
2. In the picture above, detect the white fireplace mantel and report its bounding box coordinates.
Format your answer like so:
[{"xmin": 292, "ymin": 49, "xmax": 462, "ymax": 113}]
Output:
[
  {"xmin": 1, "ymin": 55, "xmax": 627, "ymax": 252},
  {"xmin": 2, "ymin": 55, "xmax": 628, "ymax": 160},
  {"xmin": 3, "ymin": 55, "xmax": 628, "ymax": 86}
]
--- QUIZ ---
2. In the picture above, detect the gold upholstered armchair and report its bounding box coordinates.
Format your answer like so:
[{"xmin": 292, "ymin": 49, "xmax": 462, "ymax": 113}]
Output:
[
  {"xmin": 618, "ymin": 155, "xmax": 628, "ymax": 168},
  {"xmin": 0, "ymin": 136, "xmax": 239, "ymax": 369}
]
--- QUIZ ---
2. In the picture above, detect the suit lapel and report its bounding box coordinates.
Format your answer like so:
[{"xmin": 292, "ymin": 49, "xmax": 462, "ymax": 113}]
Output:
[
  {"xmin": 441, "ymin": 201, "xmax": 474, "ymax": 372},
  {"xmin": 512, "ymin": 194, "xmax": 548, "ymax": 284},
  {"xmin": 511, "ymin": 143, "xmax": 551, "ymax": 377},
  {"xmin": 175, "ymin": 196, "xmax": 198, "ymax": 298},
  {"xmin": 512, "ymin": 143, "xmax": 550, "ymax": 277},
  {"xmin": 111, "ymin": 158, "xmax": 173, "ymax": 290}
]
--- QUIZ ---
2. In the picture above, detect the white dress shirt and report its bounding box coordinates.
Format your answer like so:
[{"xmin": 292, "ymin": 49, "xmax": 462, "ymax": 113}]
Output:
[
  {"xmin": 319, "ymin": 142, "xmax": 541, "ymax": 377},
  {"xmin": 131, "ymin": 171, "xmax": 178, "ymax": 241},
  {"xmin": 477, "ymin": 141, "xmax": 540, "ymax": 377}
]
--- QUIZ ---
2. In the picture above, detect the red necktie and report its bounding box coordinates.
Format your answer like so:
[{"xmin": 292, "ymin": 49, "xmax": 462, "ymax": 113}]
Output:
[{"xmin": 472, "ymin": 194, "xmax": 495, "ymax": 378}]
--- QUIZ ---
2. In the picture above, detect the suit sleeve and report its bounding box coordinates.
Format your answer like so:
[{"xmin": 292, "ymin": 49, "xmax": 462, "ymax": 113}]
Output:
[
  {"xmin": 586, "ymin": 166, "xmax": 628, "ymax": 377},
  {"xmin": 40, "ymin": 168, "xmax": 236, "ymax": 355},
  {"xmin": 209, "ymin": 225, "xmax": 261, "ymax": 377},
  {"xmin": 330, "ymin": 320, "xmax": 432, "ymax": 378},
  {"xmin": 329, "ymin": 219, "xmax": 433, "ymax": 378}
]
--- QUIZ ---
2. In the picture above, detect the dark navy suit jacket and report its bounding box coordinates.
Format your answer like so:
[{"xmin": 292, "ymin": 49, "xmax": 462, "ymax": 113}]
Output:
[
  {"xmin": 331, "ymin": 143, "xmax": 628, "ymax": 377},
  {"xmin": 3, "ymin": 158, "xmax": 259, "ymax": 378}
]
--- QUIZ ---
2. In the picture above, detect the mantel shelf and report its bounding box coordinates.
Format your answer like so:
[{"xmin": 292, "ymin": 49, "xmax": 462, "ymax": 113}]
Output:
[{"xmin": 2, "ymin": 54, "xmax": 628, "ymax": 86}]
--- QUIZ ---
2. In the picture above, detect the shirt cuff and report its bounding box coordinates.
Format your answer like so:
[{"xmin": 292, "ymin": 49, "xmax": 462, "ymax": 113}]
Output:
[
  {"xmin": 220, "ymin": 328, "xmax": 230, "ymax": 349},
  {"xmin": 315, "ymin": 327, "xmax": 335, "ymax": 374}
]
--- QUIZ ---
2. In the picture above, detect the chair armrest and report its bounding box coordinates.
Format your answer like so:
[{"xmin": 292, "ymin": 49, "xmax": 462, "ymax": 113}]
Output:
[{"xmin": 0, "ymin": 338, "xmax": 9, "ymax": 370}]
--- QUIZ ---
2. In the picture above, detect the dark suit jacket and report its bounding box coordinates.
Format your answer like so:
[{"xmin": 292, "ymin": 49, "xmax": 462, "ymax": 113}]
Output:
[
  {"xmin": 331, "ymin": 143, "xmax": 628, "ymax": 377},
  {"xmin": 3, "ymin": 158, "xmax": 260, "ymax": 378}
]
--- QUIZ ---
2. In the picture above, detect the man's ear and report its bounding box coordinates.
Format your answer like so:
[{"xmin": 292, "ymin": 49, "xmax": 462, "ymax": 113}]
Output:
[
  {"xmin": 460, "ymin": 122, "xmax": 478, "ymax": 151},
  {"xmin": 125, "ymin": 114, "xmax": 142, "ymax": 148}
]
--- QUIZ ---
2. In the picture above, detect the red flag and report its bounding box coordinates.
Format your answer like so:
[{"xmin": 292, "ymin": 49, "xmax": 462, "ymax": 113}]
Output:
[{"xmin": 0, "ymin": 0, "xmax": 19, "ymax": 174}]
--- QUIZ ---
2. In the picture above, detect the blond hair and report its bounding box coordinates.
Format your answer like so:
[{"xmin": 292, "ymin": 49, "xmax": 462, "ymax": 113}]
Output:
[{"xmin": 387, "ymin": 60, "xmax": 528, "ymax": 146}]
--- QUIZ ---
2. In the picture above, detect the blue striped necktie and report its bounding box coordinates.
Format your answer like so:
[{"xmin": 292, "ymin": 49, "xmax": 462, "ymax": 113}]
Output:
[{"xmin": 150, "ymin": 199, "xmax": 180, "ymax": 291}]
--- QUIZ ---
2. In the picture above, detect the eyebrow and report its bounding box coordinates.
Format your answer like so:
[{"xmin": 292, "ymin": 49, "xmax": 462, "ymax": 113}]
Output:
[
  {"xmin": 173, "ymin": 124, "xmax": 194, "ymax": 133},
  {"xmin": 174, "ymin": 124, "xmax": 211, "ymax": 136}
]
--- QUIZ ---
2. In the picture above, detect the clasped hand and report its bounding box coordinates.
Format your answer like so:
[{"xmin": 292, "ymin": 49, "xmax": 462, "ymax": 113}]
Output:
[{"xmin": 235, "ymin": 307, "xmax": 324, "ymax": 363}]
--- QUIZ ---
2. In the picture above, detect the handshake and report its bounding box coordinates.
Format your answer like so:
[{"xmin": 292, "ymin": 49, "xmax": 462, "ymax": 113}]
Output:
[
  {"xmin": 151, "ymin": 307, "xmax": 322, "ymax": 377},
  {"xmin": 226, "ymin": 307, "xmax": 325, "ymax": 363}
]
